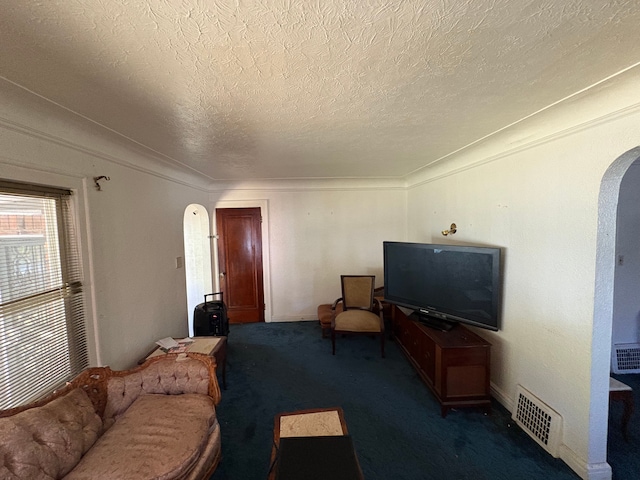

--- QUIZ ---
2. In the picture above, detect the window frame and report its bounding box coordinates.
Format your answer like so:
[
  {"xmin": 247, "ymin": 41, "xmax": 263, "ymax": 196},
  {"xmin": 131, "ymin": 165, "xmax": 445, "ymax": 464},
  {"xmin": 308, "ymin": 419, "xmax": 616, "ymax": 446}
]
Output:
[{"xmin": 0, "ymin": 179, "xmax": 89, "ymax": 410}]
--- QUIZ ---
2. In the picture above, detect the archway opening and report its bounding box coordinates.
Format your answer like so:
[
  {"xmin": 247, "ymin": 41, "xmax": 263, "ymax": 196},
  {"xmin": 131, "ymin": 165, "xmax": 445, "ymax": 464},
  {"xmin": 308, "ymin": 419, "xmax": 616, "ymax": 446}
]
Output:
[
  {"xmin": 592, "ymin": 146, "xmax": 640, "ymax": 475},
  {"xmin": 183, "ymin": 204, "xmax": 213, "ymax": 336}
]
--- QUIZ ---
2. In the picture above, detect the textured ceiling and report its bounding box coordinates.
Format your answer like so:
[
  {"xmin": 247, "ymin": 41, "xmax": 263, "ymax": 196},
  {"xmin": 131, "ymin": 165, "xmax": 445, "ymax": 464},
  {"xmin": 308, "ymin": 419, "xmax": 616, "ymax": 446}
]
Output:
[{"xmin": 1, "ymin": 1, "xmax": 640, "ymax": 181}]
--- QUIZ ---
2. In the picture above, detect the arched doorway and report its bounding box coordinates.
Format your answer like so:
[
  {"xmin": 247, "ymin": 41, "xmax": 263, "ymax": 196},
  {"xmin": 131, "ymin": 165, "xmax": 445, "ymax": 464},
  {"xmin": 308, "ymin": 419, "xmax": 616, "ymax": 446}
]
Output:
[
  {"xmin": 592, "ymin": 146, "xmax": 640, "ymax": 476},
  {"xmin": 183, "ymin": 204, "xmax": 213, "ymax": 336}
]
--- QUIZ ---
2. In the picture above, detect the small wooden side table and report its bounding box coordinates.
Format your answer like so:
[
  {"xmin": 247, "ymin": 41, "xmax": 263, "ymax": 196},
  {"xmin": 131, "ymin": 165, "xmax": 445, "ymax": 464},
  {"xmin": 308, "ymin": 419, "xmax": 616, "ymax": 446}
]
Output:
[
  {"xmin": 268, "ymin": 407, "xmax": 363, "ymax": 480},
  {"xmin": 140, "ymin": 336, "xmax": 227, "ymax": 389},
  {"xmin": 609, "ymin": 376, "xmax": 634, "ymax": 442}
]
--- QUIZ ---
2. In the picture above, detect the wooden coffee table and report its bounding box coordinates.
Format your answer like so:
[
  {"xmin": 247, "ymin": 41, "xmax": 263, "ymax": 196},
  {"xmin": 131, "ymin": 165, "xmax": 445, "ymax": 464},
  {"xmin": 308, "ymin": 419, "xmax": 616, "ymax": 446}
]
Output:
[
  {"xmin": 268, "ymin": 407, "xmax": 363, "ymax": 480},
  {"xmin": 140, "ymin": 336, "xmax": 227, "ymax": 389}
]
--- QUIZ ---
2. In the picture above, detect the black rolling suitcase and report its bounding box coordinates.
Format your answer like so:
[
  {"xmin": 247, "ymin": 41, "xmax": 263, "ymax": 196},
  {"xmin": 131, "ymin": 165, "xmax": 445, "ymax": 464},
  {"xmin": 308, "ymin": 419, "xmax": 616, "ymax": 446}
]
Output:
[{"xmin": 193, "ymin": 292, "xmax": 229, "ymax": 336}]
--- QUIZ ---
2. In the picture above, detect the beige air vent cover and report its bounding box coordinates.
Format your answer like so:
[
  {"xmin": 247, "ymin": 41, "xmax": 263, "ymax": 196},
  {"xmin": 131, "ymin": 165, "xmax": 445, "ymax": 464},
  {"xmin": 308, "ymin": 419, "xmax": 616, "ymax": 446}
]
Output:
[{"xmin": 512, "ymin": 384, "xmax": 563, "ymax": 457}]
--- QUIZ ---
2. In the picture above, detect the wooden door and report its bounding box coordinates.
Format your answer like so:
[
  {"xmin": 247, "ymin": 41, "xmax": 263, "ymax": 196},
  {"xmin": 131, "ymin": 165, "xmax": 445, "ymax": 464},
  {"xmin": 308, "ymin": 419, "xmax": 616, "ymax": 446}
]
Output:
[{"xmin": 215, "ymin": 207, "xmax": 265, "ymax": 323}]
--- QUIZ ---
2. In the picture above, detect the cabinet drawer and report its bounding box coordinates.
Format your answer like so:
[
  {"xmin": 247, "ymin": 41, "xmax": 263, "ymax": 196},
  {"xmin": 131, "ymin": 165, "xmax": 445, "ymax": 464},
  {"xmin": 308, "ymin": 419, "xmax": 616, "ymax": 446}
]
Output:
[
  {"xmin": 441, "ymin": 347, "xmax": 490, "ymax": 366},
  {"xmin": 405, "ymin": 320, "xmax": 423, "ymax": 359},
  {"xmin": 417, "ymin": 333, "xmax": 435, "ymax": 381},
  {"xmin": 445, "ymin": 365, "xmax": 488, "ymax": 398}
]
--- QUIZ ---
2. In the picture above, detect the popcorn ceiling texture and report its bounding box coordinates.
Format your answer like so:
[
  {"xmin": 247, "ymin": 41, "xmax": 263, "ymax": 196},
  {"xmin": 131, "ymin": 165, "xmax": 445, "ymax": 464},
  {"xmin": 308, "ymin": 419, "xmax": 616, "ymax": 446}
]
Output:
[{"xmin": 0, "ymin": 1, "xmax": 639, "ymax": 180}]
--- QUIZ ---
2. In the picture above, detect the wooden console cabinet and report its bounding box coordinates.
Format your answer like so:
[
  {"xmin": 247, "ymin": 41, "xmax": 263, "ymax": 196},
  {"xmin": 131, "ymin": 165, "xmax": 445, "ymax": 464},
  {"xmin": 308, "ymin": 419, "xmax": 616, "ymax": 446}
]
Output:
[{"xmin": 391, "ymin": 305, "xmax": 492, "ymax": 417}]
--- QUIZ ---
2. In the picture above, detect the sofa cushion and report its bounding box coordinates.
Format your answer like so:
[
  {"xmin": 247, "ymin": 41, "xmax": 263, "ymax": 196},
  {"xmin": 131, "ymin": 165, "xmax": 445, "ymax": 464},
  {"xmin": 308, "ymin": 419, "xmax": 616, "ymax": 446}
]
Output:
[
  {"xmin": 65, "ymin": 393, "xmax": 216, "ymax": 480},
  {"xmin": 0, "ymin": 388, "xmax": 102, "ymax": 480},
  {"xmin": 103, "ymin": 357, "xmax": 211, "ymax": 430},
  {"xmin": 334, "ymin": 310, "xmax": 382, "ymax": 332}
]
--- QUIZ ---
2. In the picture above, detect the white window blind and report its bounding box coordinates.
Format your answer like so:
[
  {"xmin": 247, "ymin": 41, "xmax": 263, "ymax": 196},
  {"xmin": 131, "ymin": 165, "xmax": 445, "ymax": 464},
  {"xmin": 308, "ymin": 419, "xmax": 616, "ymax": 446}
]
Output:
[{"xmin": 0, "ymin": 180, "xmax": 88, "ymax": 410}]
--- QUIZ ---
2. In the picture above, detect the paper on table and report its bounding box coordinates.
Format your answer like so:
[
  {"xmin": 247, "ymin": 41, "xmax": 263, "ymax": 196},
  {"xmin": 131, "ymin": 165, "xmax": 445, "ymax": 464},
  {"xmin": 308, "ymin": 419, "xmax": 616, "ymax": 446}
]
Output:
[
  {"xmin": 155, "ymin": 337, "xmax": 179, "ymax": 349},
  {"xmin": 187, "ymin": 337, "xmax": 221, "ymax": 354}
]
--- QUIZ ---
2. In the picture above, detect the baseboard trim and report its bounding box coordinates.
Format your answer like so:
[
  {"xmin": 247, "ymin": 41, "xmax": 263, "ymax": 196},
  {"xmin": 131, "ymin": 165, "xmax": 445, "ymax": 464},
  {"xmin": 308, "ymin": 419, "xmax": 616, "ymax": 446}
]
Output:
[
  {"xmin": 269, "ymin": 315, "xmax": 318, "ymax": 323},
  {"xmin": 490, "ymin": 382, "xmax": 514, "ymax": 412},
  {"xmin": 583, "ymin": 463, "xmax": 612, "ymax": 480},
  {"xmin": 558, "ymin": 445, "xmax": 611, "ymax": 480}
]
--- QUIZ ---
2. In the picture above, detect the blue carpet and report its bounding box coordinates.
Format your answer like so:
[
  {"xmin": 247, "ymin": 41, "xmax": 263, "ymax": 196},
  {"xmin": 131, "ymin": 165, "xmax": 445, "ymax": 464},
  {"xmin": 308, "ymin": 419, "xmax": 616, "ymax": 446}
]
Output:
[{"xmin": 211, "ymin": 321, "xmax": 581, "ymax": 479}]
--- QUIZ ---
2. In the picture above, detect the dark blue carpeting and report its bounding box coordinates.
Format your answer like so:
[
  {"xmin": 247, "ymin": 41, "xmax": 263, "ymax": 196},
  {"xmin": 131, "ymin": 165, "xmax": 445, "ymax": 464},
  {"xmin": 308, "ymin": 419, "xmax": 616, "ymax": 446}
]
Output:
[{"xmin": 211, "ymin": 322, "xmax": 584, "ymax": 479}]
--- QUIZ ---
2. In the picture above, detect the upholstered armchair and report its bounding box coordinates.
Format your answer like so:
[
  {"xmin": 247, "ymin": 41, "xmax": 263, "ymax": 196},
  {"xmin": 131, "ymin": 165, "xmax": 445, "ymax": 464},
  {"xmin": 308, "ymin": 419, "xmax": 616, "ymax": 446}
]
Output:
[{"xmin": 331, "ymin": 275, "xmax": 385, "ymax": 357}]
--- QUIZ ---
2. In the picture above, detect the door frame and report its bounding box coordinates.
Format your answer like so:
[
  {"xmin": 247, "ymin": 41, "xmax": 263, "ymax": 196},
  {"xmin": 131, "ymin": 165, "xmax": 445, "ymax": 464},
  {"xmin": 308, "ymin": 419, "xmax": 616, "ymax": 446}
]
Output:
[{"xmin": 212, "ymin": 199, "xmax": 272, "ymax": 323}]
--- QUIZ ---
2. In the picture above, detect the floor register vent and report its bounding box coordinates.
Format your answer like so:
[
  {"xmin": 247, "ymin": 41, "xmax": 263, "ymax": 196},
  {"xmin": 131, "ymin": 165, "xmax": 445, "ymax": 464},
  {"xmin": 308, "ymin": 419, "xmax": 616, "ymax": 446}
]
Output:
[
  {"xmin": 512, "ymin": 385, "xmax": 563, "ymax": 457},
  {"xmin": 612, "ymin": 343, "xmax": 640, "ymax": 374}
]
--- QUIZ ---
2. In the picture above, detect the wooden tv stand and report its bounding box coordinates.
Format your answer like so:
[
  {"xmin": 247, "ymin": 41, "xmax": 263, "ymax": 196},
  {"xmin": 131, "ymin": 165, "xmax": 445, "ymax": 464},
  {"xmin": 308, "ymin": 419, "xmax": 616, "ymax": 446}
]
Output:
[{"xmin": 391, "ymin": 305, "xmax": 492, "ymax": 417}]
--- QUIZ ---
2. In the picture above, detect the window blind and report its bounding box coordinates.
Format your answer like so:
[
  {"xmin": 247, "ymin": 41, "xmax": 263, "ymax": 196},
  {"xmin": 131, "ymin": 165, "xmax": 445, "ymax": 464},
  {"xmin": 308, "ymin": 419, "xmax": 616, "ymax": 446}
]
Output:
[{"xmin": 0, "ymin": 181, "xmax": 88, "ymax": 410}]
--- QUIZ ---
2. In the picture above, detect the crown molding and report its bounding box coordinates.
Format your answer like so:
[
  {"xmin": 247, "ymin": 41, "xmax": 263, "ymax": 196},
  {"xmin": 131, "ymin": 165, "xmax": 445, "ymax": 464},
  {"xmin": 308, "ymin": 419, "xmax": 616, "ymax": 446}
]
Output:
[
  {"xmin": 406, "ymin": 100, "xmax": 640, "ymax": 190},
  {"xmin": 0, "ymin": 114, "xmax": 212, "ymax": 192},
  {"xmin": 207, "ymin": 176, "xmax": 406, "ymax": 192}
]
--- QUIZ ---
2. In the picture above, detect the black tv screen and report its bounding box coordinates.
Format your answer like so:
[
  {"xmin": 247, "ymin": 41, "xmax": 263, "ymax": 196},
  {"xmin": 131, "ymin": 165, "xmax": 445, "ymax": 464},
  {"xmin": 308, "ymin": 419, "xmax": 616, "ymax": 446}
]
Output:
[{"xmin": 383, "ymin": 242, "xmax": 502, "ymax": 331}]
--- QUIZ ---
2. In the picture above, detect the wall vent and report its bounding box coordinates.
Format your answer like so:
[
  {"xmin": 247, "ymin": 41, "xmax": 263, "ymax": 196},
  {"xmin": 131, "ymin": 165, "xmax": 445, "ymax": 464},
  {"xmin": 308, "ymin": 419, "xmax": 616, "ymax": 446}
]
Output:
[
  {"xmin": 512, "ymin": 385, "xmax": 563, "ymax": 457},
  {"xmin": 612, "ymin": 343, "xmax": 640, "ymax": 373}
]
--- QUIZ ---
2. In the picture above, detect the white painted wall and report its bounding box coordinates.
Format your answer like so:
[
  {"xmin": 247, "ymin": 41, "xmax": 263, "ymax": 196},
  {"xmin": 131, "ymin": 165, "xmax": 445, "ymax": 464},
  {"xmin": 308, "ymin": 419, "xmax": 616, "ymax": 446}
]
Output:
[
  {"xmin": 405, "ymin": 70, "xmax": 640, "ymax": 479},
  {"xmin": 0, "ymin": 79, "xmax": 210, "ymax": 370},
  {"xmin": 612, "ymin": 164, "xmax": 640, "ymax": 345},
  {"xmin": 88, "ymin": 167, "xmax": 208, "ymax": 369},
  {"xmin": 210, "ymin": 181, "xmax": 407, "ymax": 322}
]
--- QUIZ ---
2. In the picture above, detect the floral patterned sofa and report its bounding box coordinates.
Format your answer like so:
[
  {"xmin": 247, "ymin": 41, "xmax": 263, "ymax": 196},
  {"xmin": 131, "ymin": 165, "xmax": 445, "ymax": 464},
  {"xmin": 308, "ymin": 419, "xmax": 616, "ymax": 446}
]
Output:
[{"xmin": 0, "ymin": 353, "xmax": 221, "ymax": 480}]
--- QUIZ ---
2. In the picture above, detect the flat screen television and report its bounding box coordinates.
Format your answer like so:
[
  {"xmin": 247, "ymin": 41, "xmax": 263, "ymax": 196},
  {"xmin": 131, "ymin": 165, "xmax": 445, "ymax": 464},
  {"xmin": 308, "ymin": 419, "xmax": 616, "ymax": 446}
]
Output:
[{"xmin": 383, "ymin": 242, "xmax": 502, "ymax": 331}]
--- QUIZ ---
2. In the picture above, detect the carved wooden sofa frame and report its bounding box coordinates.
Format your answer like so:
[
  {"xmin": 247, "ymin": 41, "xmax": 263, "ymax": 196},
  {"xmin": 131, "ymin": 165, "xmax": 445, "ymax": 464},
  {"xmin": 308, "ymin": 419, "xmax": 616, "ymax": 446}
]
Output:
[{"xmin": 0, "ymin": 353, "xmax": 222, "ymax": 480}]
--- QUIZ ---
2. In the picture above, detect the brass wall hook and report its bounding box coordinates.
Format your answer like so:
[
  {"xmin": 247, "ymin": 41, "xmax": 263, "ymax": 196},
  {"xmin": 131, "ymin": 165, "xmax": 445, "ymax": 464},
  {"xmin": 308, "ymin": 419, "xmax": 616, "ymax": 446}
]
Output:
[
  {"xmin": 93, "ymin": 176, "xmax": 110, "ymax": 191},
  {"xmin": 441, "ymin": 223, "xmax": 457, "ymax": 236}
]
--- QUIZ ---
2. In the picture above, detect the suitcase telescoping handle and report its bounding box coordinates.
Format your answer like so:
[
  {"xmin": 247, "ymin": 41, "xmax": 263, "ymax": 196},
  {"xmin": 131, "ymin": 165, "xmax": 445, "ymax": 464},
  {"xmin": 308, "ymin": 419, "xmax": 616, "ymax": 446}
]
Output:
[{"xmin": 204, "ymin": 292, "xmax": 223, "ymax": 305}]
